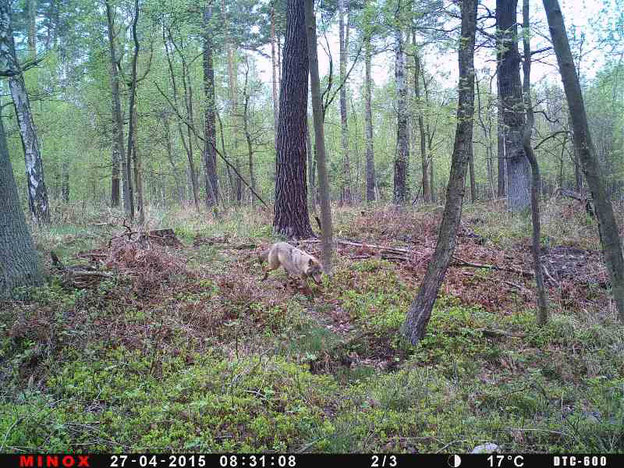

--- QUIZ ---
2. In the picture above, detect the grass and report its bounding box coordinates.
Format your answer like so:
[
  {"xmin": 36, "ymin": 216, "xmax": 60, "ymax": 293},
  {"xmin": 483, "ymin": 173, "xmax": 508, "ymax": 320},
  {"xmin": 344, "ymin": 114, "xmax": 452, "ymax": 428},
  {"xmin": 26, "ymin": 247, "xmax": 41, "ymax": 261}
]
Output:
[{"xmin": 1, "ymin": 202, "xmax": 623, "ymax": 453}]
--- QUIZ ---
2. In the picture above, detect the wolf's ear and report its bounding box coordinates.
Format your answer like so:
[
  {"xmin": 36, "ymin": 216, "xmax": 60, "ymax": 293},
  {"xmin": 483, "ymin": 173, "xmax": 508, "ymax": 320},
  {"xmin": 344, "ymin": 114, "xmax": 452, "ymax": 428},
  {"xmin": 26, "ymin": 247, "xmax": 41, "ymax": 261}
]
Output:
[{"xmin": 308, "ymin": 258, "xmax": 314, "ymax": 267}]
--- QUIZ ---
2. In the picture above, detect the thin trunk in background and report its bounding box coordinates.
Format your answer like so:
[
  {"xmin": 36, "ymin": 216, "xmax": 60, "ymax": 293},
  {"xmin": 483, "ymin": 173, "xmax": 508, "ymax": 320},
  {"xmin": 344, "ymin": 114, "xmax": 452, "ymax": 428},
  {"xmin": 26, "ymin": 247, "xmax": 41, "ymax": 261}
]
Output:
[
  {"xmin": 305, "ymin": 0, "xmax": 333, "ymax": 273},
  {"xmin": 402, "ymin": 0, "xmax": 478, "ymax": 344},
  {"xmin": 338, "ymin": 0, "xmax": 352, "ymax": 204},
  {"xmin": 132, "ymin": 106, "xmax": 144, "ymax": 224},
  {"xmin": 364, "ymin": 1, "xmax": 375, "ymax": 202},
  {"xmin": 242, "ymin": 59, "xmax": 257, "ymax": 205},
  {"xmin": 27, "ymin": 0, "xmax": 36, "ymax": 58},
  {"xmin": 0, "ymin": 0, "xmax": 50, "ymax": 224},
  {"xmin": 542, "ymin": 0, "xmax": 624, "ymax": 321},
  {"xmin": 497, "ymin": 98, "xmax": 506, "ymax": 197},
  {"xmin": 469, "ymin": 144, "xmax": 476, "ymax": 202},
  {"xmin": 393, "ymin": 2, "xmax": 409, "ymax": 204},
  {"xmin": 270, "ymin": 2, "xmax": 279, "ymax": 151},
  {"xmin": 124, "ymin": 0, "xmax": 139, "ymax": 221},
  {"xmin": 202, "ymin": 3, "xmax": 219, "ymax": 207},
  {"xmin": 413, "ymin": 35, "xmax": 430, "ymax": 203},
  {"xmin": 105, "ymin": 0, "xmax": 123, "ymax": 209},
  {"xmin": 522, "ymin": 0, "xmax": 548, "ymax": 325}
]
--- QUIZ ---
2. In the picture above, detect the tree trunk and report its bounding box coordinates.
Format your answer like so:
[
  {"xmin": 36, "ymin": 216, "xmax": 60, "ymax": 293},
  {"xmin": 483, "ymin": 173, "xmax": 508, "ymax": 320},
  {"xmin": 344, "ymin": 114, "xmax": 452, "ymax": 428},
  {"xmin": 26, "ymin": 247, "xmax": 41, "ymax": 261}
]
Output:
[
  {"xmin": 0, "ymin": 115, "xmax": 41, "ymax": 297},
  {"xmin": 364, "ymin": 8, "xmax": 375, "ymax": 202},
  {"xmin": 523, "ymin": 0, "xmax": 548, "ymax": 325},
  {"xmin": 543, "ymin": 0, "xmax": 624, "ymax": 321},
  {"xmin": 270, "ymin": 2, "xmax": 279, "ymax": 152},
  {"xmin": 393, "ymin": 11, "xmax": 409, "ymax": 204},
  {"xmin": 413, "ymin": 34, "xmax": 430, "ymax": 203},
  {"xmin": 273, "ymin": 0, "xmax": 313, "ymax": 239},
  {"xmin": 338, "ymin": 0, "xmax": 352, "ymax": 204},
  {"xmin": 403, "ymin": 0, "xmax": 478, "ymax": 344},
  {"xmin": 497, "ymin": 99, "xmax": 506, "ymax": 197},
  {"xmin": 105, "ymin": 0, "xmax": 123, "ymax": 209},
  {"xmin": 497, "ymin": 0, "xmax": 530, "ymax": 212},
  {"xmin": 61, "ymin": 156, "xmax": 69, "ymax": 203},
  {"xmin": 469, "ymin": 144, "xmax": 476, "ymax": 202},
  {"xmin": 27, "ymin": 0, "xmax": 36, "ymax": 58},
  {"xmin": 124, "ymin": 0, "xmax": 139, "ymax": 221},
  {"xmin": 242, "ymin": 60, "xmax": 257, "ymax": 205},
  {"xmin": 305, "ymin": 0, "xmax": 333, "ymax": 273},
  {"xmin": 0, "ymin": 1, "xmax": 50, "ymax": 224},
  {"xmin": 132, "ymin": 106, "xmax": 144, "ymax": 224},
  {"xmin": 202, "ymin": 4, "xmax": 219, "ymax": 207}
]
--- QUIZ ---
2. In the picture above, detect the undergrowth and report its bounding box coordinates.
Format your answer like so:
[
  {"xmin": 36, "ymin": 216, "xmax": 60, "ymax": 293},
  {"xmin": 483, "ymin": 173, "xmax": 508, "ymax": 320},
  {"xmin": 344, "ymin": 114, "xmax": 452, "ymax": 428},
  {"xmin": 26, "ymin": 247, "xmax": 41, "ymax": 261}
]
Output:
[{"xmin": 1, "ymin": 203, "xmax": 623, "ymax": 453}]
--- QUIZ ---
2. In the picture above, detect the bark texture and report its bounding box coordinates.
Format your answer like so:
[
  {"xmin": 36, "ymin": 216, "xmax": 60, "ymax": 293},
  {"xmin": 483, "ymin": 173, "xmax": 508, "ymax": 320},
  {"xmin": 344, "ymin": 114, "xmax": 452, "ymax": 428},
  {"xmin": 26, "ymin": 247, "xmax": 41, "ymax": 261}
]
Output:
[
  {"xmin": 0, "ymin": 115, "xmax": 42, "ymax": 296},
  {"xmin": 273, "ymin": 0, "xmax": 313, "ymax": 239},
  {"xmin": 543, "ymin": 0, "xmax": 624, "ymax": 321},
  {"xmin": 0, "ymin": 0, "xmax": 49, "ymax": 224},
  {"xmin": 403, "ymin": 0, "xmax": 478, "ymax": 344},
  {"xmin": 497, "ymin": 0, "xmax": 530, "ymax": 211}
]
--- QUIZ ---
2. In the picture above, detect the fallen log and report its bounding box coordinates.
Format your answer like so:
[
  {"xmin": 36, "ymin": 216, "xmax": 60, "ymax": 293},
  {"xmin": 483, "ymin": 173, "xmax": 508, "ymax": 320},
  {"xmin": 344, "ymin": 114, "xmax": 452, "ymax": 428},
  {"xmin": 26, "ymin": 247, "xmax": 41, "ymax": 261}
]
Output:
[
  {"xmin": 50, "ymin": 251, "xmax": 113, "ymax": 289},
  {"xmin": 451, "ymin": 258, "xmax": 534, "ymax": 278}
]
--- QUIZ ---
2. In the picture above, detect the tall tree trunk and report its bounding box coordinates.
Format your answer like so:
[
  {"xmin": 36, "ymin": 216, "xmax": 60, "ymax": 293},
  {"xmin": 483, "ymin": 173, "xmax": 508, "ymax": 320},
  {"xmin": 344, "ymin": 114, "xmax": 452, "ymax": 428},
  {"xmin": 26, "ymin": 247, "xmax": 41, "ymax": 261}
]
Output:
[
  {"xmin": 124, "ymin": 0, "xmax": 139, "ymax": 221},
  {"xmin": 305, "ymin": 0, "xmax": 333, "ymax": 273},
  {"xmin": 403, "ymin": 0, "xmax": 478, "ymax": 344},
  {"xmin": 523, "ymin": 0, "xmax": 548, "ymax": 325},
  {"xmin": 413, "ymin": 32, "xmax": 430, "ymax": 203},
  {"xmin": 542, "ymin": 0, "xmax": 624, "ymax": 321},
  {"xmin": 393, "ymin": 7, "xmax": 409, "ymax": 204},
  {"xmin": 61, "ymin": 156, "xmax": 69, "ymax": 203},
  {"xmin": 27, "ymin": 0, "xmax": 36, "ymax": 58},
  {"xmin": 306, "ymin": 119, "xmax": 315, "ymax": 207},
  {"xmin": 273, "ymin": 0, "xmax": 313, "ymax": 239},
  {"xmin": 270, "ymin": 1, "xmax": 279, "ymax": 152},
  {"xmin": 338, "ymin": 0, "xmax": 352, "ymax": 204},
  {"xmin": 364, "ymin": 10, "xmax": 375, "ymax": 202},
  {"xmin": 242, "ymin": 60, "xmax": 256, "ymax": 205},
  {"xmin": 132, "ymin": 106, "xmax": 144, "ymax": 224},
  {"xmin": 202, "ymin": 4, "xmax": 219, "ymax": 207},
  {"xmin": 105, "ymin": 0, "xmax": 123, "ymax": 209},
  {"xmin": 469, "ymin": 145, "xmax": 476, "ymax": 202},
  {"xmin": 0, "ymin": 1, "xmax": 50, "ymax": 224},
  {"xmin": 497, "ymin": 99, "xmax": 506, "ymax": 197},
  {"xmin": 0, "ymin": 115, "xmax": 41, "ymax": 297},
  {"xmin": 497, "ymin": 0, "xmax": 530, "ymax": 212}
]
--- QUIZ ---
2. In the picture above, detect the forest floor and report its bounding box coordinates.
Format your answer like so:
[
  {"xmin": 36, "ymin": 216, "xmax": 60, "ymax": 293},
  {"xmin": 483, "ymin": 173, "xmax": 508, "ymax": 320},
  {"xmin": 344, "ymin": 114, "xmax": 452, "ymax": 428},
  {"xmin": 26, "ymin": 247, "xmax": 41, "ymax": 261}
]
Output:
[{"xmin": 1, "ymin": 199, "xmax": 623, "ymax": 453}]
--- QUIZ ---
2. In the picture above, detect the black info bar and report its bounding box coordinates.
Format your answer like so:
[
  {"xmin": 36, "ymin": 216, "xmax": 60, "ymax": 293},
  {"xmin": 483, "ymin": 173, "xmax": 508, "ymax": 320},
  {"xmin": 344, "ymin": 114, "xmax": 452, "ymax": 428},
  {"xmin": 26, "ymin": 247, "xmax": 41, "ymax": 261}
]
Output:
[{"xmin": 1, "ymin": 454, "xmax": 619, "ymax": 468}]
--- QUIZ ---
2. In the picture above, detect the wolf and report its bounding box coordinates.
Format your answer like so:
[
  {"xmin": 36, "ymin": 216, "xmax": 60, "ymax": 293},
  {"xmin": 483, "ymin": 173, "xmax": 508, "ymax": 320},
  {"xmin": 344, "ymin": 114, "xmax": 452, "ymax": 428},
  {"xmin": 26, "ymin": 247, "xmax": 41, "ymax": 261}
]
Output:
[{"xmin": 259, "ymin": 242, "xmax": 323, "ymax": 284}]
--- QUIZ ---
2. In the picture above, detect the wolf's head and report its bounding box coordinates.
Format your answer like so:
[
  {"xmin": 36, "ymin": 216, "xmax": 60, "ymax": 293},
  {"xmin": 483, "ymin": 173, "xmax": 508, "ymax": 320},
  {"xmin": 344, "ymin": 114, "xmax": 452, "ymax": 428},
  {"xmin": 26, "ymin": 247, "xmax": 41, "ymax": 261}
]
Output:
[{"xmin": 305, "ymin": 257, "xmax": 323, "ymax": 284}]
